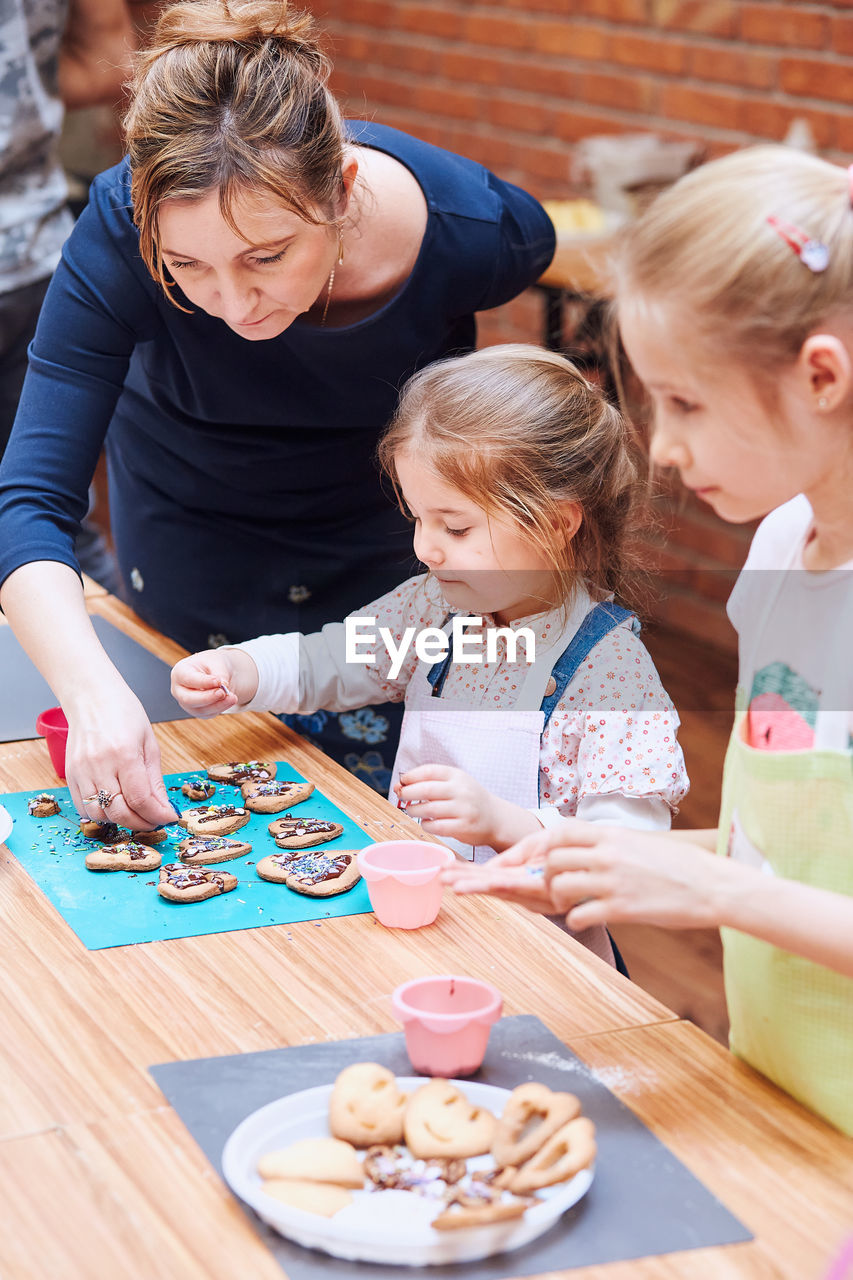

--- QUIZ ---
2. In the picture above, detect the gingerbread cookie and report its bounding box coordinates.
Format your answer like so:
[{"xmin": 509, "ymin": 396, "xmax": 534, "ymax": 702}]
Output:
[
  {"xmin": 329, "ymin": 1063, "xmax": 408, "ymax": 1147},
  {"xmin": 27, "ymin": 792, "xmax": 60, "ymax": 818},
  {"xmin": 79, "ymin": 819, "xmax": 124, "ymax": 842},
  {"xmin": 256, "ymin": 849, "xmax": 360, "ymax": 897},
  {"xmin": 268, "ymin": 814, "xmax": 344, "ymax": 849},
  {"xmin": 206, "ymin": 760, "xmax": 276, "ymax": 786},
  {"xmin": 132, "ymin": 827, "xmax": 168, "ymax": 846},
  {"xmin": 258, "ymin": 1138, "xmax": 363, "ymax": 1188},
  {"xmin": 157, "ymin": 862, "xmax": 238, "ymax": 902},
  {"xmin": 181, "ymin": 778, "xmax": 217, "ymax": 801},
  {"xmin": 261, "ymin": 1180, "xmax": 352, "ymax": 1217},
  {"xmin": 177, "ymin": 834, "xmax": 252, "ymax": 865},
  {"xmin": 240, "ymin": 779, "xmax": 315, "ymax": 813},
  {"xmin": 404, "ymin": 1080, "xmax": 496, "ymax": 1161},
  {"xmin": 184, "ymin": 804, "xmax": 250, "ymax": 837},
  {"xmin": 492, "ymin": 1083, "xmax": 581, "ymax": 1169},
  {"xmin": 85, "ymin": 841, "xmax": 162, "ymax": 872}
]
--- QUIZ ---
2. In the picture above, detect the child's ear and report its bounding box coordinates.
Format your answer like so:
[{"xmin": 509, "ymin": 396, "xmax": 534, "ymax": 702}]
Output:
[
  {"xmin": 797, "ymin": 333, "xmax": 852, "ymax": 411},
  {"xmin": 556, "ymin": 500, "xmax": 583, "ymax": 540}
]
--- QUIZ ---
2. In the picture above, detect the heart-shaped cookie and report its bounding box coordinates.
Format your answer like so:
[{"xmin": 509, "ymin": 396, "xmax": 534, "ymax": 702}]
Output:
[
  {"xmin": 256, "ymin": 849, "xmax": 360, "ymax": 897},
  {"xmin": 329, "ymin": 1063, "xmax": 408, "ymax": 1147},
  {"xmin": 240, "ymin": 780, "xmax": 315, "ymax": 813},
  {"xmin": 404, "ymin": 1080, "xmax": 496, "ymax": 1160},
  {"xmin": 506, "ymin": 1116, "xmax": 597, "ymax": 1192},
  {"xmin": 177, "ymin": 834, "xmax": 252, "ymax": 865},
  {"xmin": 492, "ymin": 1083, "xmax": 581, "ymax": 1168},
  {"xmin": 207, "ymin": 760, "xmax": 276, "ymax": 785},
  {"xmin": 157, "ymin": 862, "xmax": 238, "ymax": 902},
  {"xmin": 84, "ymin": 841, "xmax": 162, "ymax": 872},
  {"xmin": 181, "ymin": 779, "xmax": 217, "ymax": 801},
  {"xmin": 184, "ymin": 804, "xmax": 250, "ymax": 837},
  {"xmin": 268, "ymin": 814, "xmax": 344, "ymax": 848},
  {"xmin": 27, "ymin": 793, "xmax": 60, "ymax": 818}
]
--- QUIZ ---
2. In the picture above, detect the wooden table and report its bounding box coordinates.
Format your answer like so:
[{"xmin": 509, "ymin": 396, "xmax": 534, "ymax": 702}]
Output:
[
  {"xmin": 536, "ymin": 235, "xmax": 614, "ymax": 352},
  {"xmin": 1, "ymin": 592, "xmax": 851, "ymax": 1279}
]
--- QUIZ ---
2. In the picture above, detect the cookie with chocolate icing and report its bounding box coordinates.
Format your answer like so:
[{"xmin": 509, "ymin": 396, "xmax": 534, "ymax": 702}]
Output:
[
  {"xmin": 79, "ymin": 820, "xmax": 124, "ymax": 843},
  {"xmin": 268, "ymin": 813, "xmax": 344, "ymax": 848},
  {"xmin": 240, "ymin": 779, "xmax": 315, "ymax": 813},
  {"xmin": 206, "ymin": 760, "xmax": 276, "ymax": 786},
  {"xmin": 177, "ymin": 834, "xmax": 252, "ymax": 865},
  {"xmin": 184, "ymin": 803, "xmax": 250, "ymax": 837},
  {"xmin": 256, "ymin": 849, "xmax": 361, "ymax": 897},
  {"xmin": 85, "ymin": 841, "xmax": 162, "ymax": 872},
  {"xmin": 27, "ymin": 792, "xmax": 60, "ymax": 818},
  {"xmin": 158, "ymin": 862, "xmax": 238, "ymax": 902},
  {"xmin": 181, "ymin": 778, "xmax": 217, "ymax": 801},
  {"xmin": 132, "ymin": 827, "xmax": 168, "ymax": 845}
]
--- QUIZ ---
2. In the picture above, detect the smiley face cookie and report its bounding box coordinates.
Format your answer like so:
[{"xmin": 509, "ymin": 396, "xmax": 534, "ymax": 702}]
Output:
[
  {"xmin": 181, "ymin": 778, "xmax": 217, "ymax": 801},
  {"xmin": 27, "ymin": 792, "xmax": 60, "ymax": 817},
  {"xmin": 256, "ymin": 849, "xmax": 360, "ymax": 897},
  {"xmin": 157, "ymin": 862, "xmax": 238, "ymax": 902},
  {"xmin": 207, "ymin": 760, "xmax": 276, "ymax": 786},
  {"xmin": 177, "ymin": 834, "xmax": 252, "ymax": 865},
  {"xmin": 268, "ymin": 813, "xmax": 344, "ymax": 848},
  {"xmin": 240, "ymin": 779, "xmax": 315, "ymax": 813},
  {"xmin": 404, "ymin": 1080, "xmax": 497, "ymax": 1161},
  {"xmin": 184, "ymin": 804, "xmax": 250, "ymax": 837},
  {"xmin": 329, "ymin": 1063, "xmax": 408, "ymax": 1147},
  {"xmin": 85, "ymin": 841, "xmax": 162, "ymax": 872}
]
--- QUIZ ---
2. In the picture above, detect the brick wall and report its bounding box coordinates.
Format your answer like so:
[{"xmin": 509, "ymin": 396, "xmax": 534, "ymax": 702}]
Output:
[{"xmin": 313, "ymin": 0, "xmax": 851, "ymax": 651}]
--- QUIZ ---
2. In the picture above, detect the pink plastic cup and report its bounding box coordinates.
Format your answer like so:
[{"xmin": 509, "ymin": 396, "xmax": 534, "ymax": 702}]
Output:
[
  {"xmin": 35, "ymin": 706, "xmax": 69, "ymax": 780},
  {"xmin": 392, "ymin": 974, "xmax": 503, "ymax": 1076},
  {"xmin": 357, "ymin": 840, "xmax": 455, "ymax": 929}
]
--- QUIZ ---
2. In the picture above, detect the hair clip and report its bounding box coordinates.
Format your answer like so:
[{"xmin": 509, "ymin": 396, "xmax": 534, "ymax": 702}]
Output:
[{"xmin": 767, "ymin": 215, "xmax": 829, "ymax": 273}]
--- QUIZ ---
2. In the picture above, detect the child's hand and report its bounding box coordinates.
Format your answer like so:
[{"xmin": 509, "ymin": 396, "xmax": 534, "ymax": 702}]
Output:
[
  {"xmin": 441, "ymin": 847, "xmax": 554, "ymax": 914},
  {"xmin": 170, "ymin": 648, "xmax": 259, "ymax": 718},
  {"xmin": 394, "ymin": 765, "xmax": 503, "ymax": 848}
]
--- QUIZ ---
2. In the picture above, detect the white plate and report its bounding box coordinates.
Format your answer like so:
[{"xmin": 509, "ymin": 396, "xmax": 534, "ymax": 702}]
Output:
[{"xmin": 222, "ymin": 1077, "xmax": 594, "ymax": 1266}]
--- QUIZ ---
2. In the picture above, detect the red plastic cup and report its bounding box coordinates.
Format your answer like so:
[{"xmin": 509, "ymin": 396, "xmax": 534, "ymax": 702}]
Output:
[
  {"xmin": 35, "ymin": 706, "xmax": 69, "ymax": 780},
  {"xmin": 392, "ymin": 974, "xmax": 503, "ymax": 1076},
  {"xmin": 357, "ymin": 840, "xmax": 455, "ymax": 929}
]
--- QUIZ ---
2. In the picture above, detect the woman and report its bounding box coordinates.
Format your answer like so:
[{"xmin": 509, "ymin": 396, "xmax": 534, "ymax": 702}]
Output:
[{"xmin": 0, "ymin": 0, "xmax": 555, "ymax": 831}]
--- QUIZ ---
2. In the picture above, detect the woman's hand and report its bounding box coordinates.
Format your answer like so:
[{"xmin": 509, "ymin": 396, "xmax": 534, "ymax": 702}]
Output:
[
  {"xmin": 544, "ymin": 825, "xmax": 727, "ymax": 933},
  {"xmin": 170, "ymin": 648, "xmax": 258, "ymax": 717},
  {"xmin": 67, "ymin": 678, "xmax": 179, "ymax": 832},
  {"xmin": 394, "ymin": 765, "xmax": 542, "ymax": 851},
  {"xmin": 440, "ymin": 822, "xmax": 595, "ymax": 913}
]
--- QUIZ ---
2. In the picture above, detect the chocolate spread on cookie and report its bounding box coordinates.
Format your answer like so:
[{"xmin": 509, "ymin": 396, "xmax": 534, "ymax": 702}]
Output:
[
  {"xmin": 196, "ymin": 805, "xmax": 245, "ymax": 824},
  {"xmin": 221, "ymin": 760, "xmax": 272, "ymax": 782},
  {"xmin": 279, "ymin": 851, "xmax": 352, "ymax": 884},
  {"xmin": 183, "ymin": 837, "xmax": 233, "ymax": 852},
  {"xmin": 276, "ymin": 816, "xmax": 337, "ymax": 836},
  {"xmin": 162, "ymin": 863, "xmax": 225, "ymax": 890},
  {"xmin": 245, "ymin": 780, "xmax": 298, "ymax": 796}
]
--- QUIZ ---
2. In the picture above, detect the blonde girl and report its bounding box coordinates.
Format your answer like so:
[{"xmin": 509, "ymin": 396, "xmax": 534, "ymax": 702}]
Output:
[
  {"xmin": 172, "ymin": 344, "xmax": 688, "ymax": 966},
  {"xmin": 445, "ymin": 148, "xmax": 853, "ymax": 1134}
]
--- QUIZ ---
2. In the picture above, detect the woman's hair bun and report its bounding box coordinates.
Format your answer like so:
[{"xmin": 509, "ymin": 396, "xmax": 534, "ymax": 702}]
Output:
[{"xmin": 153, "ymin": 0, "xmax": 318, "ymax": 57}]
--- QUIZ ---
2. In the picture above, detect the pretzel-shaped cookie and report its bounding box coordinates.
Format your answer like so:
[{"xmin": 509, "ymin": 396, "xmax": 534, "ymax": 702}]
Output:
[
  {"xmin": 492, "ymin": 1083, "xmax": 581, "ymax": 1168},
  {"xmin": 507, "ymin": 1116, "xmax": 597, "ymax": 1193}
]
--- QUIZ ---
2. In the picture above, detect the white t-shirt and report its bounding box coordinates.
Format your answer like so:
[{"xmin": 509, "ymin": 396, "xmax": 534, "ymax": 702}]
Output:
[{"xmin": 727, "ymin": 495, "xmax": 853, "ymax": 753}]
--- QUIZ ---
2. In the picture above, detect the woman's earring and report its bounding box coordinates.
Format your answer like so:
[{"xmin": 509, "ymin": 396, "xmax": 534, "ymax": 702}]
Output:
[
  {"xmin": 818, "ymin": 396, "xmax": 828, "ymax": 409},
  {"xmin": 337, "ymin": 230, "xmax": 345, "ymax": 266}
]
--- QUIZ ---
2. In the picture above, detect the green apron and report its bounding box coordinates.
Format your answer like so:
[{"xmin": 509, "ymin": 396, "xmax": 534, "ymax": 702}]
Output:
[{"xmin": 717, "ymin": 694, "xmax": 853, "ymax": 1134}]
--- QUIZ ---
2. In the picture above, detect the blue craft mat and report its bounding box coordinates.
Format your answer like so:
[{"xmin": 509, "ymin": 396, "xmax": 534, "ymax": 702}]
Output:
[{"xmin": 0, "ymin": 763, "xmax": 375, "ymax": 949}]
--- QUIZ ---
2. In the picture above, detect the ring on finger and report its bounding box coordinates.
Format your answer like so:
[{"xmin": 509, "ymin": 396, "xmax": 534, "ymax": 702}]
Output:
[{"xmin": 83, "ymin": 789, "xmax": 119, "ymax": 810}]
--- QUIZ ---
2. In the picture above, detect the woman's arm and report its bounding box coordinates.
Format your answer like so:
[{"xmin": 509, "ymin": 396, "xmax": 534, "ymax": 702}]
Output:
[{"xmin": 1, "ymin": 562, "xmax": 176, "ymax": 829}]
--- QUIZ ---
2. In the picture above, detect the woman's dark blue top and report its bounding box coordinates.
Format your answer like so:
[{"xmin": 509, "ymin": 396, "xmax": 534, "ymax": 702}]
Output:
[{"xmin": 0, "ymin": 121, "xmax": 555, "ymax": 650}]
